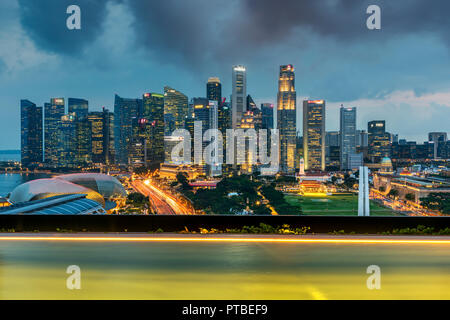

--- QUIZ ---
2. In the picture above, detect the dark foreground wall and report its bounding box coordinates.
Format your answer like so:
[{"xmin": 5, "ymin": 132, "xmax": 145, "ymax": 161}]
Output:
[{"xmin": 0, "ymin": 215, "xmax": 449, "ymax": 233}]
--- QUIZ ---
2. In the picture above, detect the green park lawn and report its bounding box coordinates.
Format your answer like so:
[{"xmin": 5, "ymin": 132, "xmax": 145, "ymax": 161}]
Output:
[{"xmin": 284, "ymin": 194, "xmax": 398, "ymax": 216}]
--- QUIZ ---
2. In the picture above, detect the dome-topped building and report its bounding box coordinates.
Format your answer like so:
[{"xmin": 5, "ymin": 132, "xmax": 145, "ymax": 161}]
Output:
[
  {"xmin": 380, "ymin": 157, "xmax": 393, "ymax": 173},
  {"xmin": 9, "ymin": 173, "xmax": 126, "ymax": 209}
]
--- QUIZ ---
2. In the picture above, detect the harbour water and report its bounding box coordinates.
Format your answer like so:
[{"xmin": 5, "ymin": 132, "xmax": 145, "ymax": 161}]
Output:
[
  {"xmin": 0, "ymin": 173, "xmax": 52, "ymax": 197},
  {"xmin": 0, "ymin": 238, "xmax": 448, "ymax": 299}
]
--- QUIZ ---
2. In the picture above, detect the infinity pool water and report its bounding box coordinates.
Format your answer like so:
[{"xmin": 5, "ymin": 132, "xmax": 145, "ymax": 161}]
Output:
[{"xmin": 0, "ymin": 235, "xmax": 449, "ymax": 299}]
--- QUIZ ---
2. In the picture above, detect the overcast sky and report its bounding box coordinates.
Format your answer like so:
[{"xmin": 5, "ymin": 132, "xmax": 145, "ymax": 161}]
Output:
[{"xmin": 0, "ymin": 0, "xmax": 449, "ymax": 149}]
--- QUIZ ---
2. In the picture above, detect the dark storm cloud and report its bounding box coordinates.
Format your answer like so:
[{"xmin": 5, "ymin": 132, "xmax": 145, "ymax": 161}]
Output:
[
  {"xmin": 17, "ymin": 0, "xmax": 113, "ymax": 55},
  {"xmin": 238, "ymin": 0, "xmax": 450, "ymax": 43},
  {"xmin": 124, "ymin": 0, "xmax": 450, "ymax": 68},
  {"xmin": 18, "ymin": 0, "xmax": 450, "ymax": 64},
  {"xmin": 124, "ymin": 0, "xmax": 228, "ymax": 68}
]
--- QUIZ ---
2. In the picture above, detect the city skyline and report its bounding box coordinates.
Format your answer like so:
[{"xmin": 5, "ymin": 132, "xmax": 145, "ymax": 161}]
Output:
[
  {"xmin": 8, "ymin": 73, "xmax": 449, "ymax": 152},
  {"xmin": 2, "ymin": 1, "xmax": 450, "ymax": 149}
]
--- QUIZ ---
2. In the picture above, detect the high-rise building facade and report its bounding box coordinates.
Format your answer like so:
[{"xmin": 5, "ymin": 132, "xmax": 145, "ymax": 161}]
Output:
[
  {"xmin": 277, "ymin": 65, "xmax": 297, "ymax": 174},
  {"xmin": 69, "ymin": 98, "xmax": 90, "ymax": 166},
  {"xmin": 428, "ymin": 132, "xmax": 448, "ymax": 159},
  {"xmin": 207, "ymin": 77, "xmax": 222, "ymax": 105},
  {"xmin": 142, "ymin": 93, "xmax": 165, "ymax": 168},
  {"xmin": 114, "ymin": 94, "xmax": 142, "ymax": 165},
  {"xmin": 208, "ymin": 100, "xmax": 221, "ymax": 176},
  {"xmin": 303, "ymin": 100, "xmax": 326, "ymax": 171},
  {"xmin": 88, "ymin": 108, "xmax": 112, "ymax": 165},
  {"xmin": 44, "ymin": 98, "xmax": 65, "ymax": 165},
  {"xmin": 107, "ymin": 112, "xmax": 115, "ymax": 165},
  {"xmin": 340, "ymin": 106, "xmax": 357, "ymax": 170},
  {"xmin": 164, "ymin": 86, "xmax": 188, "ymax": 131},
  {"xmin": 129, "ymin": 117, "xmax": 150, "ymax": 167},
  {"xmin": 231, "ymin": 65, "xmax": 247, "ymax": 129},
  {"xmin": 261, "ymin": 103, "xmax": 274, "ymax": 130},
  {"xmin": 219, "ymin": 101, "xmax": 231, "ymax": 134},
  {"xmin": 193, "ymin": 97, "xmax": 210, "ymax": 165},
  {"xmin": 246, "ymin": 95, "xmax": 257, "ymax": 111},
  {"xmin": 59, "ymin": 112, "xmax": 77, "ymax": 167},
  {"xmin": 368, "ymin": 120, "xmax": 391, "ymax": 163},
  {"xmin": 356, "ymin": 130, "xmax": 368, "ymax": 147},
  {"xmin": 325, "ymin": 131, "xmax": 340, "ymax": 168},
  {"xmin": 68, "ymin": 98, "xmax": 88, "ymax": 119},
  {"xmin": 20, "ymin": 100, "xmax": 43, "ymax": 167},
  {"xmin": 164, "ymin": 87, "xmax": 188, "ymax": 164}
]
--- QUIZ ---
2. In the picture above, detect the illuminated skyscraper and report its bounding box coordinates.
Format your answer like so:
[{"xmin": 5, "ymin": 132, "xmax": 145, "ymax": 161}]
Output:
[
  {"xmin": 208, "ymin": 100, "xmax": 221, "ymax": 176},
  {"xmin": 207, "ymin": 77, "xmax": 222, "ymax": 105},
  {"xmin": 218, "ymin": 100, "xmax": 231, "ymax": 174},
  {"xmin": 303, "ymin": 100, "xmax": 326, "ymax": 171},
  {"xmin": 240, "ymin": 109, "xmax": 258, "ymax": 174},
  {"xmin": 68, "ymin": 98, "xmax": 90, "ymax": 166},
  {"xmin": 129, "ymin": 117, "xmax": 150, "ymax": 167},
  {"xmin": 368, "ymin": 120, "xmax": 391, "ymax": 163},
  {"xmin": 59, "ymin": 112, "xmax": 77, "ymax": 167},
  {"xmin": 192, "ymin": 97, "xmax": 210, "ymax": 166},
  {"xmin": 164, "ymin": 87, "xmax": 188, "ymax": 163},
  {"xmin": 44, "ymin": 98, "xmax": 65, "ymax": 165},
  {"xmin": 88, "ymin": 108, "xmax": 112, "ymax": 165},
  {"xmin": 142, "ymin": 93, "xmax": 165, "ymax": 168},
  {"xmin": 164, "ymin": 86, "xmax": 188, "ymax": 131},
  {"xmin": 114, "ymin": 94, "xmax": 142, "ymax": 165},
  {"xmin": 261, "ymin": 103, "xmax": 274, "ymax": 130},
  {"xmin": 20, "ymin": 100, "xmax": 43, "ymax": 167},
  {"xmin": 219, "ymin": 101, "xmax": 231, "ymax": 134},
  {"xmin": 231, "ymin": 65, "xmax": 247, "ymax": 129},
  {"xmin": 340, "ymin": 106, "xmax": 357, "ymax": 170},
  {"xmin": 68, "ymin": 98, "xmax": 88, "ymax": 119},
  {"xmin": 277, "ymin": 65, "xmax": 297, "ymax": 175},
  {"xmin": 107, "ymin": 112, "xmax": 115, "ymax": 165}
]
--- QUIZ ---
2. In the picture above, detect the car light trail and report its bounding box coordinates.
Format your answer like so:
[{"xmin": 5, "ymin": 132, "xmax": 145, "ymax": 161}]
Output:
[{"xmin": 0, "ymin": 236, "xmax": 449, "ymax": 245}]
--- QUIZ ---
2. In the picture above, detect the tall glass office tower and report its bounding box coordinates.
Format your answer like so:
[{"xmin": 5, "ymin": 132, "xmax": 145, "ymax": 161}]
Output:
[
  {"xmin": 164, "ymin": 86, "xmax": 188, "ymax": 132},
  {"xmin": 20, "ymin": 100, "xmax": 43, "ymax": 167},
  {"xmin": 261, "ymin": 103, "xmax": 274, "ymax": 130},
  {"xmin": 114, "ymin": 94, "xmax": 142, "ymax": 165},
  {"xmin": 207, "ymin": 77, "xmax": 222, "ymax": 105},
  {"xmin": 277, "ymin": 65, "xmax": 297, "ymax": 175},
  {"xmin": 59, "ymin": 112, "xmax": 77, "ymax": 167},
  {"xmin": 44, "ymin": 98, "xmax": 65, "ymax": 165},
  {"xmin": 303, "ymin": 100, "xmax": 326, "ymax": 171},
  {"xmin": 88, "ymin": 108, "xmax": 112, "ymax": 165},
  {"xmin": 368, "ymin": 120, "xmax": 391, "ymax": 163},
  {"xmin": 340, "ymin": 106, "xmax": 357, "ymax": 170},
  {"xmin": 68, "ymin": 98, "xmax": 90, "ymax": 166},
  {"xmin": 231, "ymin": 65, "xmax": 247, "ymax": 129},
  {"xmin": 164, "ymin": 87, "xmax": 188, "ymax": 164},
  {"xmin": 142, "ymin": 93, "xmax": 165, "ymax": 168}
]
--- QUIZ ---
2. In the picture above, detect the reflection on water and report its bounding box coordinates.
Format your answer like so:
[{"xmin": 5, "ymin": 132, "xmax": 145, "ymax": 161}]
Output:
[{"xmin": 0, "ymin": 241, "xmax": 449, "ymax": 299}]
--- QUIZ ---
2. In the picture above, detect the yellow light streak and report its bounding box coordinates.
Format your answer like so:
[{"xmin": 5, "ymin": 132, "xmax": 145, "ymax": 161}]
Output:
[{"xmin": 0, "ymin": 236, "xmax": 449, "ymax": 245}]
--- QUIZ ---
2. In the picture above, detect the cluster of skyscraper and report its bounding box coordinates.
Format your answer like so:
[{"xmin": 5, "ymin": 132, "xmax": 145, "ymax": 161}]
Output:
[
  {"xmin": 20, "ymin": 64, "xmax": 449, "ymax": 174},
  {"xmin": 21, "ymin": 98, "xmax": 113, "ymax": 168}
]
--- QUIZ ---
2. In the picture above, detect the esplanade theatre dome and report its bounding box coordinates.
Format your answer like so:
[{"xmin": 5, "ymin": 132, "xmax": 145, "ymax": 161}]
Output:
[
  {"xmin": 55, "ymin": 173, "xmax": 126, "ymax": 200},
  {"xmin": 9, "ymin": 174, "xmax": 126, "ymax": 208},
  {"xmin": 9, "ymin": 178, "xmax": 105, "ymax": 207}
]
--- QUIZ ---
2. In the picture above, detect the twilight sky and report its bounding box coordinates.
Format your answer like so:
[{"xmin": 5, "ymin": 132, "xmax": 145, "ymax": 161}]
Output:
[{"xmin": 0, "ymin": 0, "xmax": 449, "ymax": 149}]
